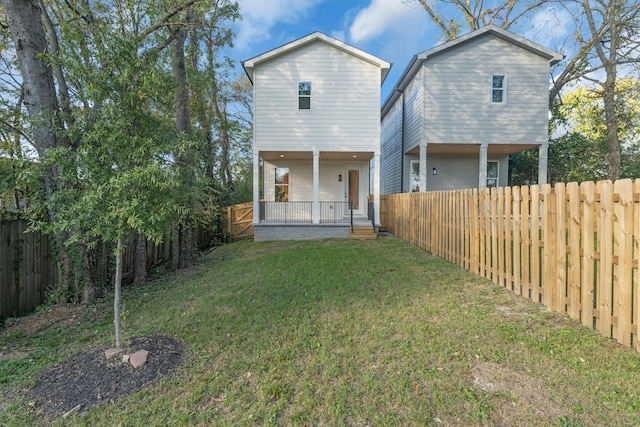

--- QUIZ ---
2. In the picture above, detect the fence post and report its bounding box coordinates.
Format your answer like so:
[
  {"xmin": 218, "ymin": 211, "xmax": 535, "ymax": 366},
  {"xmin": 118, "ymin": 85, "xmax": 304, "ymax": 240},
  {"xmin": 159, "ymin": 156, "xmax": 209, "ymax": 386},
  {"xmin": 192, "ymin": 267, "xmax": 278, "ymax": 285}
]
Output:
[{"xmin": 613, "ymin": 179, "xmax": 633, "ymax": 346}]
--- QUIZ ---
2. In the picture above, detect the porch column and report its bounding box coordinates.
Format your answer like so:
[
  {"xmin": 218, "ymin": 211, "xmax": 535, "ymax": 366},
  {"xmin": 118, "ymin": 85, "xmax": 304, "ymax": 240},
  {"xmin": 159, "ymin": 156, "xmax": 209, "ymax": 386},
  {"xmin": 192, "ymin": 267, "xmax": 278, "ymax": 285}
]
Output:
[
  {"xmin": 374, "ymin": 152, "xmax": 381, "ymax": 227},
  {"xmin": 252, "ymin": 152, "xmax": 260, "ymax": 224},
  {"xmin": 419, "ymin": 144, "xmax": 427, "ymax": 192},
  {"xmin": 312, "ymin": 148, "xmax": 320, "ymax": 224},
  {"xmin": 478, "ymin": 143, "xmax": 488, "ymax": 188},
  {"xmin": 538, "ymin": 144, "xmax": 548, "ymax": 185}
]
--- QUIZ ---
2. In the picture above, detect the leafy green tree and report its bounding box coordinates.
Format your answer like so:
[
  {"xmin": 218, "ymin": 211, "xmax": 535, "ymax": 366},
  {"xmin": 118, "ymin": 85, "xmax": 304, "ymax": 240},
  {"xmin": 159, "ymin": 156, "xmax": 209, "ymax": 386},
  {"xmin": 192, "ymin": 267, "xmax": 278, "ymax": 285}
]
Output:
[{"xmin": 2, "ymin": 0, "xmax": 240, "ymax": 346}]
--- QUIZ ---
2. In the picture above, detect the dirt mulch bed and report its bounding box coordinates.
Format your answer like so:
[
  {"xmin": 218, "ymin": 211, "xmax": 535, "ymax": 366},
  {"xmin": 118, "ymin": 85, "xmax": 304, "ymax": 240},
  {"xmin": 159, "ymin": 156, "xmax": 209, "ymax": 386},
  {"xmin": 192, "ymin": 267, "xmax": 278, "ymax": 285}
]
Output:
[{"xmin": 30, "ymin": 334, "xmax": 184, "ymax": 419}]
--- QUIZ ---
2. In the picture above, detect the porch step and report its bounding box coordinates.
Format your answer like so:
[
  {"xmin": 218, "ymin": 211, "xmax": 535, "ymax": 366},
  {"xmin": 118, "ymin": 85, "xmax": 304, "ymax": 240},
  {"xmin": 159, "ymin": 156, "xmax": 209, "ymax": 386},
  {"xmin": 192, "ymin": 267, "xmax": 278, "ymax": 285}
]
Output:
[{"xmin": 350, "ymin": 225, "xmax": 377, "ymax": 240}]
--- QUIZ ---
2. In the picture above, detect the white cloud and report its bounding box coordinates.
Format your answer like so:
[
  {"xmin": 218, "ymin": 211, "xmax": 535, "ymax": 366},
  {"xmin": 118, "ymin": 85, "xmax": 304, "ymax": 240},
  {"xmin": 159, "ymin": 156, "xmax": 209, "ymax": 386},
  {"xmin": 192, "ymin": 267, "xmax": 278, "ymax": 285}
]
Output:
[
  {"xmin": 346, "ymin": 0, "xmax": 433, "ymax": 97},
  {"xmin": 348, "ymin": 0, "xmax": 421, "ymax": 44},
  {"xmin": 234, "ymin": 0, "xmax": 324, "ymax": 51}
]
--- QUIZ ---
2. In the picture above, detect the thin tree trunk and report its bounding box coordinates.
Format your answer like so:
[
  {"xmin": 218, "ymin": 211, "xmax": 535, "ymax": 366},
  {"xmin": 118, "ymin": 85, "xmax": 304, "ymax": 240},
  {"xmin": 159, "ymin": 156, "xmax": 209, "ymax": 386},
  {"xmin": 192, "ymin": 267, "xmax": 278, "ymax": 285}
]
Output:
[
  {"xmin": 173, "ymin": 23, "xmax": 194, "ymax": 269},
  {"xmin": 114, "ymin": 238, "xmax": 123, "ymax": 349},
  {"xmin": 584, "ymin": 0, "xmax": 621, "ymax": 180}
]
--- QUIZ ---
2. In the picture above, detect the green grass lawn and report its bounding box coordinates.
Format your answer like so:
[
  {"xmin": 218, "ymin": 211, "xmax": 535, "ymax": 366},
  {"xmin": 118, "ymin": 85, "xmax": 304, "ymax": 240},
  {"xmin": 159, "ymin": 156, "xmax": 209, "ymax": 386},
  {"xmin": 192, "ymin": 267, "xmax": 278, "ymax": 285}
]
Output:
[{"xmin": 2, "ymin": 237, "xmax": 640, "ymax": 426}]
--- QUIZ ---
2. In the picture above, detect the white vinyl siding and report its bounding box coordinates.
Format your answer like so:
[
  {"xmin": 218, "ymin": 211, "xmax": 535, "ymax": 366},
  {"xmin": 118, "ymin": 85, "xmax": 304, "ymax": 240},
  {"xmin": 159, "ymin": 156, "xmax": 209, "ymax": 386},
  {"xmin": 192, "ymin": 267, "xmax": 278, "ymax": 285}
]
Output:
[
  {"xmin": 263, "ymin": 159, "xmax": 369, "ymax": 202},
  {"xmin": 422, "ymin": 34, "xmax": 550, "ymax": 146},
  {"xmin": 254, "ymin": 42, "xmax": 381, "ymax": 152}
]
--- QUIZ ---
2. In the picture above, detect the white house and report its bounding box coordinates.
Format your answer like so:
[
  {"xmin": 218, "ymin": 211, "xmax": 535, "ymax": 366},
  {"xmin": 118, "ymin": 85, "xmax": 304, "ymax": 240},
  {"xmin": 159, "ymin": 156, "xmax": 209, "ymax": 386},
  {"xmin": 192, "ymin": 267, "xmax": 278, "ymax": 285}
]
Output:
[
  {"xmin": 380, "ymin": 25, "xmax": 564, "ymax": 193},
  {"xmin": 243, "ymin": 32, "xmax": 391, "ymax": 241}
]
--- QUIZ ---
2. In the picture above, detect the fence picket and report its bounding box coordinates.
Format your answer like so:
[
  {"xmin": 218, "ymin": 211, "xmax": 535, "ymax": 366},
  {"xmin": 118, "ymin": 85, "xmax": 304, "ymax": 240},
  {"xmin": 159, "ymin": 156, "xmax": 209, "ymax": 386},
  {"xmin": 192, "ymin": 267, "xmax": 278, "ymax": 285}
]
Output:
[
  {"xmin": 541, "ymin": 184, "xmax": 556, "ymax": 310},
  {"xmin": 504, "ymin": 187, "xmax": 520, "ymax": 287},
  {"xmin": 497, "ymin": 188, "xmax": 505, "ymax": 288},
  {"xmin": 531, "ymin": 185, "xmax": 541, "ymax": 304},
  {"xmin": 567, "ymin": 182, "xmax": 582, "ymax": 321},
  {"xmin": 512, "ymin": 186, "xmax": 521, "ymax": 294},
  {"xmin": 598, "ymin": 181, "xmax": 614, "ymax": 338},
  {"xmin": 634, "ymin": 180, "xmax": 640, "ymax": 350},
  {"xmin": 520, "ymin": 186, "xmax": 531, "ymax": 298},
  {"xmin": 613, "ymin": 180, "xmax": 633, "ymax": 346},
  {"xmin": 581, "ymin": 181, "xmax": 597, "ymax": 328},
  {"xmin": 555, "ymin": 183, "xmax": 567, "ymax": 313}
]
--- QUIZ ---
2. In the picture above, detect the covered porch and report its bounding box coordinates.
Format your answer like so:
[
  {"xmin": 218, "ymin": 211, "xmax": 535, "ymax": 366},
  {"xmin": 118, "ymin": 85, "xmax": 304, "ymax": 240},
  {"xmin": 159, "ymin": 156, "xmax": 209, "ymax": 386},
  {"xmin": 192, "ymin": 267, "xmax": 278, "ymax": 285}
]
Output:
[
  {"xmin": 405, "ymin": 142, "xmax": 548, "ymax": 192},
  {"xmin": 252, "ymin": 149, "xmax": 380, "ymax": 240}
]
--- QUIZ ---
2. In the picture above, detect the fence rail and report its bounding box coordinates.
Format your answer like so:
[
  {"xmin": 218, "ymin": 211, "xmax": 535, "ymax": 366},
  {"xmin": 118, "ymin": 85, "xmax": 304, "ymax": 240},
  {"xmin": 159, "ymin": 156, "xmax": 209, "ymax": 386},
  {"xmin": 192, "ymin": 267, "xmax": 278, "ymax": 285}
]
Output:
[{"xmin": 380, "ymin": 179, "xmax": 640, "ymax": 351}]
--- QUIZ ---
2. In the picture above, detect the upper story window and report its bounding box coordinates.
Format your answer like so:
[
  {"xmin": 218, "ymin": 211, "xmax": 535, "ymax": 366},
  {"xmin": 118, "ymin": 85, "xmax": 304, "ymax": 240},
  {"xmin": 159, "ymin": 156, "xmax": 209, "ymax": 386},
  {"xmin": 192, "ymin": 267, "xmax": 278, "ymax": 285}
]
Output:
[
  {"xmin": 491, "ymin": 74, "xmax": 506, "ymax": 104},
  {"xmin": 298, "ymin": 81, "xmax": 311, "ymax": 110}
]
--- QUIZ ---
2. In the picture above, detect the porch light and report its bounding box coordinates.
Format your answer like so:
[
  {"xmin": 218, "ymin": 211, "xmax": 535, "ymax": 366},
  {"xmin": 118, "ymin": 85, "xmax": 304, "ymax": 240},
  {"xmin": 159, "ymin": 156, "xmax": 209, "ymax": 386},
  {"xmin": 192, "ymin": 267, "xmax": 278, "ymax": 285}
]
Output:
[
  {"xmin": 280, "ymin": 154, "xmax": 284, "ymax": 158},
  {"xmin": 352, "ymin": 155, "xmax": 357, "ymax": 158},
  {"xmin": 338, "ymin": 174, "xmax": 342, "ymax": 182},
  {"xmin": 432, "ymin": 168, "xmax": 437, "ymax": 175}
]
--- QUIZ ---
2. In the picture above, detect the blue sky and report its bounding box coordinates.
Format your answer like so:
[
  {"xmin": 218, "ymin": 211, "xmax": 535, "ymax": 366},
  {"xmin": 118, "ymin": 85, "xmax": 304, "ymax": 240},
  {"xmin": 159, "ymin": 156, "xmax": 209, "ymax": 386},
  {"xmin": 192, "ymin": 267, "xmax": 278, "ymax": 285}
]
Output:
[
  {"xmin": 229, "ymin": 0, "xmax": 438, "ymax": 103},
  {"xmin": 228, "ymin": 0, "xmax": 574, "ymax": 103}
]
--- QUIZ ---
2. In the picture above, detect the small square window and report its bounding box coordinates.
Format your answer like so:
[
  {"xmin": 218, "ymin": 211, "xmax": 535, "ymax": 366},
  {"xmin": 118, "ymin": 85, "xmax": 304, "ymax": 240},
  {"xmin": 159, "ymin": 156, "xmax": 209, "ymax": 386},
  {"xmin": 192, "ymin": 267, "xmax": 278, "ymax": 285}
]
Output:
[
  {"xmin": 298, "ymin": 81, "xmax": 311, "ymax": 110},
  {"xmin": 491, "ymin": 75, "xmax": 505, "ymax": 104}
]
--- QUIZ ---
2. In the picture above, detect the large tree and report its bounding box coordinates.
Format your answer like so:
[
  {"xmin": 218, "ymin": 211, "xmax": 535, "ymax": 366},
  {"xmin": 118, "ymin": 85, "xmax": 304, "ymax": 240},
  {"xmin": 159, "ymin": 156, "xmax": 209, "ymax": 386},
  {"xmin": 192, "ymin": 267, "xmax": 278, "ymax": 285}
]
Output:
[{"xmin": 2, "ymin": 0, "xmax": 240, "ymax": 346}]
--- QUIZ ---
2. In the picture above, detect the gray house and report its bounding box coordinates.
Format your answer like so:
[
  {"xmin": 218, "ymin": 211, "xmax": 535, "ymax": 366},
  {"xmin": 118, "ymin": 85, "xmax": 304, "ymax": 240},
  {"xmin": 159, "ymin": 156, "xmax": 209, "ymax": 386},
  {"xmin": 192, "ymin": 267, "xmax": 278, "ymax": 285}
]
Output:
[{"xmin": 380, "ymin": 25, "xmax": 563, "ymax": 193}]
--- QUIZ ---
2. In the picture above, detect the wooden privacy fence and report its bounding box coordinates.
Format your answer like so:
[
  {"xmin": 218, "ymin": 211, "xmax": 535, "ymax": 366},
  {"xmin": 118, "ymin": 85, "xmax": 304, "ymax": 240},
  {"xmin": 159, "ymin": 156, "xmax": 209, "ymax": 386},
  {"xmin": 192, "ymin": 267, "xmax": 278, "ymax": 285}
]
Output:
[
  {"xmin": 380, "ymin": 179, "xmax": 640, "ymax": 351},
  {"xmin": 0, "ymin": 219, "xmax": 57, "ymax": 320},
  {"xmin": 0, "ymin": 218, "xmax": 217, "ymax": 320}
]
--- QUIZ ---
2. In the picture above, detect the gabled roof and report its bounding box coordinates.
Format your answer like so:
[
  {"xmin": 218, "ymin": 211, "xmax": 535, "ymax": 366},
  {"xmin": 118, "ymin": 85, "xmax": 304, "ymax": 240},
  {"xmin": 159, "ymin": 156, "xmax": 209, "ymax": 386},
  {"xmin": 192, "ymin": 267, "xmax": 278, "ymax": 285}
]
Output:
[
  {"xmin": 242, "ymin": 32, "xmax": 391, "ymax": 85},
  {"xmin": 381, "ymin": 25, "xmax": 564, "ymax": 117}
]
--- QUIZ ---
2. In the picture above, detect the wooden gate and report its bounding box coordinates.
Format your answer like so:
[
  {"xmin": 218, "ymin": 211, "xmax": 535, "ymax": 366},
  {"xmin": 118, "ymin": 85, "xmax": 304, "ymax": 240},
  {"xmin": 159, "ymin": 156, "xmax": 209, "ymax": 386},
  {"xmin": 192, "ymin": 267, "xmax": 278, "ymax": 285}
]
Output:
[{"xmin": 225, "ymin": 202, "xmax": 254, "ymax": 241}]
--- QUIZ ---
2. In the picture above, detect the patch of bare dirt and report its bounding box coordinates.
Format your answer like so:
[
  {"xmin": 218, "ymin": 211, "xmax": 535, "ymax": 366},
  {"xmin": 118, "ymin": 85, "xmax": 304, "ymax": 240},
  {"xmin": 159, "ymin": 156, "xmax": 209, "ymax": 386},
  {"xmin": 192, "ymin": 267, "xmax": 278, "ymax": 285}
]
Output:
[
  {"xmin": 3, "ymin": 304, "xmax": 84, "ymax": 336},
  {"xmin": 30, "ymin": 335, "xmax": 184, "ymax": 420},
  {"xmin": 470, "ymin": 360, "xmax": 566, "ymax": 426},
  {"xmin": 1, "ymin": 304, "xmax": 86, "ymax": 364}
]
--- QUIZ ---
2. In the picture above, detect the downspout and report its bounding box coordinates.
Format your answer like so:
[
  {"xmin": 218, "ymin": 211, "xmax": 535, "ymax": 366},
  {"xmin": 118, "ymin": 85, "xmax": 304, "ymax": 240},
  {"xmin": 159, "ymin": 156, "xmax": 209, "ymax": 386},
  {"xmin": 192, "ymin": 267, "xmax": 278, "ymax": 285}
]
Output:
[{"xmin": 397, "ymin": 87, "xmax": 405, "ymax": 193}]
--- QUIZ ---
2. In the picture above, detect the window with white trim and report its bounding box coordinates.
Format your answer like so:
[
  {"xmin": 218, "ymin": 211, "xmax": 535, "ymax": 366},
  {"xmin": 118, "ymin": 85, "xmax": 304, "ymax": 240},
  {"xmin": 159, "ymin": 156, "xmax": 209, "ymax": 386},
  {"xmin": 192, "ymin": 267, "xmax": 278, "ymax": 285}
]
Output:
[
  {"xmin": 487, "ymin": 161, "xmax": 499, "ymax": 188},
  {"xmin": 410, "ymin": 160, "xmax": 420, "ymax": 192},
  {"xmin": 491, "ymin": 74, "xmax": 506, "ymax": 104},
  {"xmin": 275, "ymin": 167, "xmax": 289, "ymax": 201},
  {"xmin": 298, "ymin": 81, "xmax": 311, "ymax": 110}
]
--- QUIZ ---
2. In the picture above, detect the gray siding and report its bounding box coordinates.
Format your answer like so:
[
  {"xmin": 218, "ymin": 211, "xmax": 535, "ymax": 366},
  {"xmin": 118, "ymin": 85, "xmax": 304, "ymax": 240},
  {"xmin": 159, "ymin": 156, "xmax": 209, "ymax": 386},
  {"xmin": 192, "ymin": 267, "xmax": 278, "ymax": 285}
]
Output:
[
  {"xmin": 380, "ymin": 98, "xmax": 402, "ymax": 194},
  {"xmin": 380, "ymin": 69, "xmax": 424, "ymax": 195},
  {"xmin": 404, "ymin": 154, "xmax": 509, "ymax": 191},
  {"xmin": 403, "ymin": 69, "xmax": 424, "ymax": 150},
  {"xmin": 423, "ymin": 34, "xmax": 550, "ymax": 146}
]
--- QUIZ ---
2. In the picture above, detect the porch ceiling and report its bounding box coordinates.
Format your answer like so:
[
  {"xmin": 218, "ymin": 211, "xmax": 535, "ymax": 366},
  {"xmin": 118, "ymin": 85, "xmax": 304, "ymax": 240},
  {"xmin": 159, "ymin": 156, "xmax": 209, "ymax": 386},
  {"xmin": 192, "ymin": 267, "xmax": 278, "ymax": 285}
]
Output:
[
  {"xmin": 260, "ymin": 151, "xmax": 374, "ymax": 161},
  {"xmin": 406, "ymin": 143, "xmax": 539, "ymax": 155}
]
